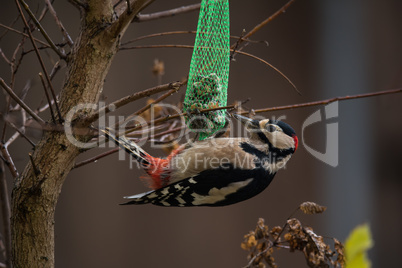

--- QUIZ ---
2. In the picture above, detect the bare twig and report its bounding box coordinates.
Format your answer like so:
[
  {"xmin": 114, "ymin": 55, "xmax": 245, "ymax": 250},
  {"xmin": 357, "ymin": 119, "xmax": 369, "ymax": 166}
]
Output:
[
  {"xmin": 232, "ymin": 0, "xmax": 296, "ymax": 49},
  {"xmin": 5, "ymin": 120, "xmax": 36, "ymax": 148},
  {"xmin": 1, "ymin": 121, "xmax": 8, "ymax": 145},
  {"xmin": 3, "ymin": 132, "xmax": 20, "ymax": 148},
  {"xmin": 0, "ymin": 14, "xmax": 20, "ymax": 41},
  {"xmin": 34, "ymin": 61, "xmax": 62, "ymax": 114},
  {"xmin": 178, "ymin": 88, "xmax": 402, "ymax": 115},
  {"xmin": 121, "ymin": 30, "xmax": 265, "ymax": 47},
  {"xmin": 14, "ymin": 0, "xmax": 63, "ymax": 122},
  {"xmin": 15, "ymin": 45, "xmax": 60, "ymax": 61},
  {"xmin": 0, "ymin": 161, "xmax": 11, "ymax": 268},
  {"xmin": 117, "ymin": 84, "xmax": 183, "ymax": 130},
  {"xmin": 10, "ymin": 40, "xmax": 27, "ymax": 90},
  {"xmin": 17, "ymin": 0, "xmax": 67, "ymax": 58},
  {"xmin": 126, "ymin": 88, "xmax": 402, "ymax": 132},
  {"xmin": 12, "ymin": 79, "xmax": 32, "ymax": 108},
  {"xmin": 86, "ymin": 81, "xmax": 184, "ymax": 123},
  {"xmin": 39, "ymin": 72, "xmax": 56, "ymax": 123},
  {"xmin": 49, "ymin": 60, "xmax": 62, "ymax": 79},
  {"xmin": 105, "ymin": 0, "xmax": 155, "ymax": 50},
  {"xmin": 133, "ymin": 3, "xmax": 201, "ymax": 22},
  {"xmin": 124, "ymin": 113, "xmax": 181, "ymax": 133},
  {"xmin": 0, "ymin": 48, "xmax": 12, "ymax": 66},
  {"xmin": 0, "ymin": 78, "xmax": 46, "ymax": 124},
  {"xmin": 0, "ymin": 23, "xmax": 50, "ymax": 47},
  {"xmin": 146, "ymin": 125, "xmax": 184, "ymax": 141},
  {"xmin": 1, "ymin": 119, "xmax": 96, "ymax": 138},
  {"xmin": 122, "ymin": 31, "xmax": 195, "ymax": 46},
  {"xmin": 248, "ymin": 88, "xmax": 402, "ymax": 114},
  {"xmin": 238, "ymin": 50, "xmax": 299, "ymax": 95},
  {"xmin": 119, "ymin": 44, "xmax": 297, "ymax": 93},
  {"xmin": 230, "ymin": 29, "xmax": 246, "ymax": 60},
  {"xmin": 0, "ymin": 143, "xmax": 19, "ymax": 178},
  {"xmin": 125, "ymin": 122, "xmax": 170, "ymax": 137},
  {"xmin": 73, "ymin": 148, "xmax": 119, "ymax": 169},
  {"xmin": 37, "ymin": 0, "xmax": 50, "ymax": 22},
  {"xmin": 44, "ymin": 0, "xmax": 74, "ymax": 47}
]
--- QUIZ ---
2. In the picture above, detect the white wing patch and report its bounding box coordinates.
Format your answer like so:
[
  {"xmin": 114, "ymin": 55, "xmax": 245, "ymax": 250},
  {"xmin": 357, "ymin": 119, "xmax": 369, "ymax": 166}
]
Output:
[
  {"xmin": 161, "ymin": 187, "xmax": 170, "ymax": 196},
  {"xmin": 190, "ymin": 178, "xmax": 253, "ymax": 205},
  {"xmin": 188, "ymin": 178, "xmax": 197, "ymax": 184},
  {"xmin": 174, "ymin": 184, "xmax": 183, "ymax": 190}
]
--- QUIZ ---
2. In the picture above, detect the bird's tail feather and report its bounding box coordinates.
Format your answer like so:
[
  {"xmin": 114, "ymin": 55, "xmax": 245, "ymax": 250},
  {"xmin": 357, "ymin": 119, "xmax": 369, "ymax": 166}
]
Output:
[
  {"xmin": 120, "ymin": 191, "xmax": 154, "ymax": 205},
  {"xmin": 100, "ymin": 128, "xmax": 184, "ymax": 190}
]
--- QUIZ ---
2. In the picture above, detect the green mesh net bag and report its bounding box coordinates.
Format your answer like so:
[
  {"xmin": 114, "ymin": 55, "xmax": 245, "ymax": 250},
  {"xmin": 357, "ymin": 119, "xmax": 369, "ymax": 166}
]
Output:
[{"xmin": 183, "ymin": 0, "xmax": 230, "ymax": 140}]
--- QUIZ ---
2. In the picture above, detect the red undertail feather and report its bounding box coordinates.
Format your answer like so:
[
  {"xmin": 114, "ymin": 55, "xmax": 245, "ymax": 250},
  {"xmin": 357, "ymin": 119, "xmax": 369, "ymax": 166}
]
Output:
[{"xmin": 140, "ymin": 146, "xmax": 184, "ymax": 190}]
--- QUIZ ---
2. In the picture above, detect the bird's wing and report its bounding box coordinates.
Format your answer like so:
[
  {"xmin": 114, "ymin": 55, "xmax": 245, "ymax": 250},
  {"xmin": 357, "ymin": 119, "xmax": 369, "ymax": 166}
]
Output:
[{"xmin": 121, "ymin": 166, "xmax": 273, "ymax": 207}]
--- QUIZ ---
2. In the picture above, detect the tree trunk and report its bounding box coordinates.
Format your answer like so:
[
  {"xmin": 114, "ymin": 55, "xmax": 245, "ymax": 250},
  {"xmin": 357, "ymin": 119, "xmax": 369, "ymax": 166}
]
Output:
[{"xmin": 11, "ymin": 1, "xmax": 148, "ymax": 266}]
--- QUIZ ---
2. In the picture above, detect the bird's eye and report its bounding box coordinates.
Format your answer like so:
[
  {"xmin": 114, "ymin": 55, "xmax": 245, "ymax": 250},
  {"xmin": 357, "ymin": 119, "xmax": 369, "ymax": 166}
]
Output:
[{"xmin": 266, "ymin": 124, "xmax": 277, "ymax": 132}]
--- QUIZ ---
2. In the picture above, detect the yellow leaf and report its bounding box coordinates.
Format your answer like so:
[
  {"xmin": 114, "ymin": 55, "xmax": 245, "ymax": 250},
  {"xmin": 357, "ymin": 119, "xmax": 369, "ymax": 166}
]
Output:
[{"xmin": 345, "ymin": 223, "xmax": 373, "ymax": 268}]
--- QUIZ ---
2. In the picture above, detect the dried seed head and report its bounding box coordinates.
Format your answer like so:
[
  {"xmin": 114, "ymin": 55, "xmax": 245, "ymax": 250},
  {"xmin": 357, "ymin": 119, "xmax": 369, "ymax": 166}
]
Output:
[{"xmin": 299, "ymin": 201, "xmax": 327, "ymax": 215}]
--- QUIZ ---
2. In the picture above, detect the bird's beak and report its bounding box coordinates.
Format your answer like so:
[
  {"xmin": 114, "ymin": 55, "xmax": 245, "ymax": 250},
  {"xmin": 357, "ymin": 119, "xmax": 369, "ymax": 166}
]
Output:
[{"xmin": 232, "ymin": 114, "xmax": 259, "ymax": 129}]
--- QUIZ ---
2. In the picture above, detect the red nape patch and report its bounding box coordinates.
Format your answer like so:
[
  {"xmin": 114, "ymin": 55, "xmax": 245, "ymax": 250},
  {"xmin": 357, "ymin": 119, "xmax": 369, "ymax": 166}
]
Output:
[
  {"xmin": 293, "ymin": 135, "xmax": 299, "ymax": 151},
  {"xmin": 141, "ymin": 146, "xmax": 185, "ymax": 190}
]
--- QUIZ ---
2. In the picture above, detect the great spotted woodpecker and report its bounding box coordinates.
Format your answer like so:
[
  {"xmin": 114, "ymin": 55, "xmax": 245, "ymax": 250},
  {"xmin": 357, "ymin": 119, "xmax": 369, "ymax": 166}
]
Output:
[{"xmin": 101, "ymin": 114, "xmax": 298, "ymax": 207}]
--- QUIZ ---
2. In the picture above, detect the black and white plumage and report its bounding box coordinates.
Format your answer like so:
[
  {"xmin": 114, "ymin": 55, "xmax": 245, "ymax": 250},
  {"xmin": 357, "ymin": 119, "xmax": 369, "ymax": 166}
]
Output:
[{"xmin": 101, "ymin": 114, "xmax": 298, "ymax": 207}]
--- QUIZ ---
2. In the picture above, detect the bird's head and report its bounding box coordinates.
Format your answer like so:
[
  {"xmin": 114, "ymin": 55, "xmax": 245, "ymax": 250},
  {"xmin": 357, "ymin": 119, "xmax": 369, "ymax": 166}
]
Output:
[{"xmin": 233, "ymin": 114, "xmax": 298, "ymax": 153}]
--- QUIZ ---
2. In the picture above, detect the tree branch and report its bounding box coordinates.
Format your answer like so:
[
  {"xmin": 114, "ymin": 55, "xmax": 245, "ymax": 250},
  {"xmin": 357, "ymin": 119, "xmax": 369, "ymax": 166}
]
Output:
[
  {"xmin": 237, "ymin": 50, "xmax": 299, "ymax": 95},
  {"xmin": 39, "ymin": 72, "xmax": 56, "ymax": 123},
  {"xmin": 5, "ymin": 120, "xmax": 36, "ymax": 148},
  {"xmin": 0, "ymin": 23, "xmax": 50, "ymax": 47},
  {"xmin": 14, "ymin": 0, "xmax": 64, "ymax": 122},
  {"xmin": 133, "ymin": 3, "xmax": 201, "ymax": 22},
  {"xmin": 124, "ymin": 88, "xmax": 402, "ymax": 132},
  {"xmin": 111, "ymin": 0, "xmax": 155, "ymax": 35},
  {"xmin": 172, "ymin": 88, "xmax": 402, "ymax": 115},
  {"xmin": 121, "ymin": 30, "xmax": 266, "ymax": 47},
  {"xmin": 44, "ymin": 0, "xmax": 74, "ymax": 47},
  {"xmin": 117, "ymin": 83, "xmax": 184, "ymax": 130},
  {"xmin": 248, "ymin": 88, "xmax": 402, "ymax": 114},
  {"xmin": 0, "ymin": 48, "xmax": 12, "ymax": 66},
  {"xmin": 17, "ymin": 0, "xmax": 67, "ymax": 59},
  {"xmin": 119, "ymin": 44, "xmax": 297, "ymax": 93},
  {"xmin": 85, "ymin": 81, "xmax": 183, "ymax": 123},
  {"xmin": 0, "ymin": 143, "xmax": 19, "ymax": 178},
  {"xmin": 73, "ymin": 148, "xmax": 119, "ymax": 169},
  {"xmin": 231, "ymin": 0, "xmax": 296, "ymax": 49},
  {"xmin": 0, "ymin": 78, "xmax": 46, "ymax": 125}
]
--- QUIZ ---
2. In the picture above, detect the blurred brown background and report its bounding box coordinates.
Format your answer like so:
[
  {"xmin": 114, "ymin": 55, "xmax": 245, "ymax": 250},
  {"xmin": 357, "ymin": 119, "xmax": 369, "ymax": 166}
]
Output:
[{"xmin": 1, "ymin": 0, "xmax": 402, "ymax": 267}]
